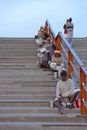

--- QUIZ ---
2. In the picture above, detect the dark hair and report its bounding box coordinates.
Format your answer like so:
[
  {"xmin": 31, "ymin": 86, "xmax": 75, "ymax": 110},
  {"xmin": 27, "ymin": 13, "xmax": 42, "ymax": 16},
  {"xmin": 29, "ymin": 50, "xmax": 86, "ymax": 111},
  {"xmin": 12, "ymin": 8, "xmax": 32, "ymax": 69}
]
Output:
[
  {"xmin": 69, "ymin": 18, "xmax": 72, "ymax": 21},
  {"xmin": 60, "ymin": 70, "xmax": 67, "ymax": 77},
  {"xmin": 60, "ymin": 68, "xmax": 68, "ymax": 81}
]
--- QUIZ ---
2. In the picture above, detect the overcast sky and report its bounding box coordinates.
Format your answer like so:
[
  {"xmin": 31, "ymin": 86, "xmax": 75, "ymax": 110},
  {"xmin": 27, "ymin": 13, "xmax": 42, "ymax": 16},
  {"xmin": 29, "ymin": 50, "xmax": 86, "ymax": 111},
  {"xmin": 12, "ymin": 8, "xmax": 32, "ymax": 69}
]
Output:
[{"xmin": 0, "ymin": 0, "xmax": 87, "ymax": 38}]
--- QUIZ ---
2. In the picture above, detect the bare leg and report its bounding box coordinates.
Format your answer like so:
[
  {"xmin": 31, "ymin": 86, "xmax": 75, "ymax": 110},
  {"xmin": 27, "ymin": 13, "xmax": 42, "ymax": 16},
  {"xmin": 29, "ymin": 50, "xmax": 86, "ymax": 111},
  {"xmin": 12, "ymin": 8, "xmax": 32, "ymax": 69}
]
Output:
[{"xmin": 53, "ymin": 98, "xmax": 64, "ymax": 114}]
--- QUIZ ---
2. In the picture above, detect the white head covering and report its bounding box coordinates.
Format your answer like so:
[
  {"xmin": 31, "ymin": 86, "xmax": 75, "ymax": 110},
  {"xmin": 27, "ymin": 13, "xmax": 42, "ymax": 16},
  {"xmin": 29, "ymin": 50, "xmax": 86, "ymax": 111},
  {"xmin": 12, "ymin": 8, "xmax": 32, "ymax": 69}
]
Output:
[
  {"xmin": 35, "ymin": 38, "xmax": 42, "ymax": 45},
  {"xmin": 54, "ymin": 50, "xmax": 61, "ymax": 54},
  {"xmin": 40, "ymin": 47, "xmax": 46, "ymax": 53}
]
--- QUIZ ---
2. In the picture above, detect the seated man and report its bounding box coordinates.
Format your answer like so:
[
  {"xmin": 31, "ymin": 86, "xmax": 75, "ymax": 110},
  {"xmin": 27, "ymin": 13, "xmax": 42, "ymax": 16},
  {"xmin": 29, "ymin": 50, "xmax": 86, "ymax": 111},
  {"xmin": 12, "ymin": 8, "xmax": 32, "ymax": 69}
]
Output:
[
  {"xmin": 35, "ymin": 26, "xmax": 49, "ymax": 45},
  {"xmin": 37, "ymin": 47, "xmax": 50, "ymax": 68},
  {"xmin": 49, "ymin": 50, "xmax": 65, "ymax": 78},
  {"xmin": 53, "ymin": 68, "xmax": 80, "ymax": 114}
]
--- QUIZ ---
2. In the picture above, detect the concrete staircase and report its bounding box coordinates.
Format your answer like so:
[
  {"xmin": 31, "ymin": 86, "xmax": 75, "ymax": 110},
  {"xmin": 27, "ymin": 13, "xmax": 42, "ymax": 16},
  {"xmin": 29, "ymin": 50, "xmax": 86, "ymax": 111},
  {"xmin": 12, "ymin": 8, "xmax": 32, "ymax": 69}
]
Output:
[
  {"xmin": 73, "ymin": 38, "xmax": 87, "ymax": 65},
  {"xmin": 0, "ymin": 38, "xmax": 87, "ymax": 130}
]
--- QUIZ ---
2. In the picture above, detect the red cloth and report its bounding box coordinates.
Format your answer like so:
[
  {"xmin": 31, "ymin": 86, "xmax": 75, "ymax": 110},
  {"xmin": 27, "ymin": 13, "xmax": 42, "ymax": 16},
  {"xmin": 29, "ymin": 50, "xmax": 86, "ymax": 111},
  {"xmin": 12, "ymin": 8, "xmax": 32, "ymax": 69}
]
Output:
[
  {"xmin": 64, "ymin": 29, "xmax": 67, "ymax": 34},
  {"xmin": 74, "ymin": 95, "xmax": 80, "ymax": 108}
]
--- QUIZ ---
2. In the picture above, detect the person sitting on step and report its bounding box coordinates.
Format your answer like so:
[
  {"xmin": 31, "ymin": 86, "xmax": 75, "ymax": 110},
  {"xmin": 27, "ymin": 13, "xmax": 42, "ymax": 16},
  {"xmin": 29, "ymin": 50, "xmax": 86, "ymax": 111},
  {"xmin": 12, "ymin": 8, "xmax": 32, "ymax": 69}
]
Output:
[
  {"xmin": 37, "ymin": 47, "xmax": 50, "ymax": 68},
  {"xmin": 53, "ymin": 68, "xmax": 80, "ymax": 114},
  {"xmin": 49, "ymin": 50, "xmax": 65, "ymax": 78}
]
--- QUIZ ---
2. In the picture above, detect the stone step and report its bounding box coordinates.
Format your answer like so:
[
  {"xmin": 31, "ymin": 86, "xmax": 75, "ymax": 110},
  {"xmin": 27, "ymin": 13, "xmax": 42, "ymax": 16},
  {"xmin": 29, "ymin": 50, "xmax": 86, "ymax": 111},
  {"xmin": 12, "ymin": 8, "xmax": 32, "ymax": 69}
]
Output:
[
  {"xmin": 0, "ymin": 91, "xmax": 55, "ymax": 95},
  {"xmin": 0, "ymin": 122, "xmax": 87, "ymax": 130},
  {"xmin": 0, "ymin": 58, "xmax": 37, "ymax": 62},
  {"xmin": 0, "ymin": 111, "xmax": 86, "ymax": 123},
  {"xmin": 0, "ymin": 63, "xmax": 39, "ymax": 69},
  {"xmin": 0, "ymin": 79, "xmax": 54, "ymax": 84},
  {"xmin": 0, "ymin": 88, "xmax": 55, "ymax": 94},
  {"xmin": 0, "ymin": 52, "xmax": 37, "ymax": 56},
  {"xmin": 0, "ymin": 69, "xmax": 52, "ymax": 76},
  {"xmin": 0, "ymin": 86, "xmax": 55, "ymax": 90},
  {"xmin": 0, "ymin": 100, "xmax": 50, "ymax": 107},
  {"xmin": 0, "ymin": 82, "xmax": 56, "ymax": 88},
  {"xmin": 0, "ymin": 38, "xmax": 36, "ymax": 44},
  {"xmin": 0, "ymin": 95, "xmax": 55, "ymax": 100},
  {"xmin": 0, "ymin": 106, "xmax": 80, "ymax": 114},
  {"xmin": 0, "ymin": 80, "xmax": 56, "ymax": 86},
  {"xmin": 0, "ymin": 72, "xmax": 54, "ymax": 82},
  {"xmin": 73, "ymin": 38, "xmax": 87, "ymax": 65}
]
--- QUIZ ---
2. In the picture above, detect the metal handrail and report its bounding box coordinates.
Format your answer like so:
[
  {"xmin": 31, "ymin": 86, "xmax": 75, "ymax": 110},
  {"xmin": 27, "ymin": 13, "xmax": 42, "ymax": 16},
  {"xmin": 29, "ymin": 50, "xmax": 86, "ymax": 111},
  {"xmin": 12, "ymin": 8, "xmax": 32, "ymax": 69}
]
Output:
[{"xmin": 44, "ymin": 20, "xmax": 87, "ymax": 114}]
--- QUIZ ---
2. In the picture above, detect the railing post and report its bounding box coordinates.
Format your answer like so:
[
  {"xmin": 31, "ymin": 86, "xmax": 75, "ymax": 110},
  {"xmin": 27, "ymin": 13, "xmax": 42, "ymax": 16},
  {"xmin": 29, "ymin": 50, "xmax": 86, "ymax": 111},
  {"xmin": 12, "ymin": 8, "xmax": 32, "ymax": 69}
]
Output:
[
  {"xmin": 45, "ymin": 20, "xmax": 51, "ymax": 37},
  {"xmin": 68, "ymin": 50, "xmax": 73, "ymax": 78},
  {"xmin": 80, "ymin": 67, "xmax": 87, "ymax": 114},
  {"xmin": 55, "ymin": 35, "xmax": 62, "ymax": 51}
]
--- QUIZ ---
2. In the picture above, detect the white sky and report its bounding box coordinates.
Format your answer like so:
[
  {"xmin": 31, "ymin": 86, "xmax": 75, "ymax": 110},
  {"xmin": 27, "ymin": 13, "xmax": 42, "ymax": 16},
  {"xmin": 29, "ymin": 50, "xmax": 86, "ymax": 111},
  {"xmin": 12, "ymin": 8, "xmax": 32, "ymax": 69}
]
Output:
[{"xmin": 0, "ymin": 0, "xmax": 87, "ymax": 37}]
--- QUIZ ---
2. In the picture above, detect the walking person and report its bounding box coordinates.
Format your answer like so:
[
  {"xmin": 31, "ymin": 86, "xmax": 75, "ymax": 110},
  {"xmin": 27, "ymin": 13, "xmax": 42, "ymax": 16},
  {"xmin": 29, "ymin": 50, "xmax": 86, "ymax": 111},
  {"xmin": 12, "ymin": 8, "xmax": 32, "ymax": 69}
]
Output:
[
  {"xmin": 63, "ymin": 18, "xmax": 74, "ymax": 45},
  {"xmin": 63, "ymin": 19, "xmax": 68, "ymax": 37}
]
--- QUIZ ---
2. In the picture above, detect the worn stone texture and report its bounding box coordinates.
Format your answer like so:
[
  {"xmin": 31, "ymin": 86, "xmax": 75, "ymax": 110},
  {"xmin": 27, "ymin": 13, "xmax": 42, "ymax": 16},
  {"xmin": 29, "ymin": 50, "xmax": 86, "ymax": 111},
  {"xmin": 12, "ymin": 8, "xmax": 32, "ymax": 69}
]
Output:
[{"xmin": 0, "ymin": 38, "xmax": 87, "ymax": 130}]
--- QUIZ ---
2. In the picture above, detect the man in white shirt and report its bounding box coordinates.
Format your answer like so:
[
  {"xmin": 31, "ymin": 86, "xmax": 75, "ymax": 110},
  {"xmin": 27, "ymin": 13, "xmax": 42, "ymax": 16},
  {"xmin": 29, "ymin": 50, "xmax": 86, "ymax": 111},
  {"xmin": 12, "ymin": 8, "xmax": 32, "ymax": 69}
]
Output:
[
  {"xmin": 63, "ymin": 18, "xmax": 74, "ymax": 45},
  {"xmin": 53, "ymin": 68, "xmax": 80, "ymax": 114},
  {"xmin": 66, "ymin": 18, "xmax": 74, "ymax": 45}
]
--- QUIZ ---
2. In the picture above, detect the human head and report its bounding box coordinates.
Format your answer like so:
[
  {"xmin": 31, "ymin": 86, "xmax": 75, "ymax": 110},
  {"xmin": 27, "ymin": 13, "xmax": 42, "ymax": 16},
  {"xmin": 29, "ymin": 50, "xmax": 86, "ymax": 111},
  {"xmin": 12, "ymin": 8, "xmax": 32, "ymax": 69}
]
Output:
[
  {"xmin": 54, "ymin": 50, "xmax": 61, "ymax": 57},
  {"xmin": 59, "ymin": 68, "xmax": 68, "ymax": 81},
  {"xmin": 68, "ymin": 17, "xmax": 72, "ymax": 22},
  {"xmin": 41, "ymin": 40, "xmax": 46, "ymax": 46}
]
